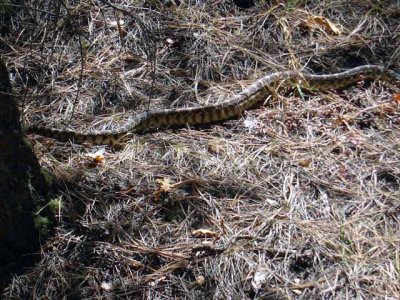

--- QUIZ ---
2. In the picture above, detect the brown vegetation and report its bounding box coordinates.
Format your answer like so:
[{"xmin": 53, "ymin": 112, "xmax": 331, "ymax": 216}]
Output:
[{"xmin": 1, "ymin": 0, "xmax": 399, "ymax": 298}]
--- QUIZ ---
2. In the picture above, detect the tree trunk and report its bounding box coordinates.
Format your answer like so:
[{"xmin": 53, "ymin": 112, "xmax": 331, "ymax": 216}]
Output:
[{"xmin": 0, "ymin": 58, "xmax": 48, "ymax": 289}]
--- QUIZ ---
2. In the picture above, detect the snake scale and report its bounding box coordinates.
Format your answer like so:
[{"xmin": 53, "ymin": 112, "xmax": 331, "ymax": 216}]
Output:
[{"xmin": 27, "ymin": 65, "xmax": 399, "ymax": 145}]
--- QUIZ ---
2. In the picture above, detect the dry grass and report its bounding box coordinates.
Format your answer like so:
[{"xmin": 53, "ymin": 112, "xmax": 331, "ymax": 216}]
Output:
[{"xmin": 1, "ymin": 0, "xmax": 400, "ymax": 299}]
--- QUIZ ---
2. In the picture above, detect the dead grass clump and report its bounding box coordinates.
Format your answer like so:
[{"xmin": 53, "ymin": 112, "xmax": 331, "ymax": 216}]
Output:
[{"xmin": 1, "ymin": 0, "xmax": 400, "ymax": 299}]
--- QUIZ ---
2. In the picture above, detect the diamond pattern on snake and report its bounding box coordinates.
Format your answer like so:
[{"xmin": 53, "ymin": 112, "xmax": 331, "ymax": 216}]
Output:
[{"xmin": 27, "ymin": 65, "xmax": 400, "ymax": 145}]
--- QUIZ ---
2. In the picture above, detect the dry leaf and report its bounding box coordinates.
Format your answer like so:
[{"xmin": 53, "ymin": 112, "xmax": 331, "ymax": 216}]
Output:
[
  {"xmin": 208, "ymin": 141, "xmax": 225, "ymax": 155},
  {"xmin": 196, "ymin": 275, "xmax": 205, "ymax": 285},
  {"xmin": 265, "ymin": 199, "xmax": 279, "ymax": 207},
  {"xmin": 154, "ymin": 178, "xmax": 174, "ymax": 201},
  {"xmin": 251, "ymin": 269, "xmax": 268, "ymax": 291},
  {"xmin": 303, "ymin": 14, "xmax": 342, "ymax": 35},
  {"xmin": 85, "ymin": 148, "xmax": 105, "ymax": 167},
  {"xmin": 333, "ymin": 116, "xmax": 346, "ymax": 126},
  {"xmin": 100, "ymin": 282, "xmax": 113, "ymax": 291},
  {"xmin": 166, "ymin": 38, "xmax": 175, "ymax": 45},
  {"xmin": 243, "ymin": 116, "xmax": 259, "ymax": 132},
  {"xmin": 153, "ymin": 178, "xmax": 198, "ymax": 201},
  {"xmin": 292, "ymin": 289, "xmax": 302, "ymax": 295},
  {"xmin": 156, "ymin": 178, "xmax": 174, "ymax": 193},
  {"xmin": 106, "ymin": 18, "xmax": 125, "ymax": 28},
  {"xmin": 393, "ymin": 93, "xmax": 400, "ymax": 104},
  {"xmin": 298, "ymin": 159, "xmax": 311, "ymax": 167},
  {"xmin": 192, "ymin": 229, "xmax": 219, "ymax": 238}
]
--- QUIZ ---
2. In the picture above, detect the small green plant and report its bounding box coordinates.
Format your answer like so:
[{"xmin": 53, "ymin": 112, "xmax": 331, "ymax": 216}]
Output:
[
  {"xmin": 41, "ymin": 169, "xmax": 54, "ymax": 187},
  {"xmin": 33, "ymin": 197, "xmax": 62, "ymax": 236},
  {"xmin": 48, "ymin": 198, "xmax": 63, "ymax": 214},
  {"xmin": 33, "ymin": 215, "xmax": 51, "ymax": 235}
]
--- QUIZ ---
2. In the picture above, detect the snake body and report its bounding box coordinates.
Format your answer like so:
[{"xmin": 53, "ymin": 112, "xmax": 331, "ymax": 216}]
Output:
[{"xmin": 27, "ymin": 65, "xmax": 399, "ymax": 145}]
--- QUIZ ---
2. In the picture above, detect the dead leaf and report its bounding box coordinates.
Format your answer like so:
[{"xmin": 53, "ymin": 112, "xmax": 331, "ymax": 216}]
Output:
[
  {"xmin": 393, "ymin": 93, "xmax": 400, "ymax": 104},
  {"xmin": 265, "ymin": 199, "xmax": 279, "ymax": 207},
  {"xmin": 153, "ymin": 178, "xmax": 199, "ymax": 201},
  {"xmin": 207, "ymin": 140, "xmax": 225, "ymax": 155},
  {"xmin": 196, "ymin": 275, "xmax": 205, "ymax": 285},
  {"xmin": 292, "ymin": 289, "xmax": 302, "ymax": 295},
  {"xmin": 298, "ymin": 159, "xmax": 311, "ymax": 167},
  {"xmin": 192, "ymin": 229, "xmax": 219, "ymax": 238},
  {"xmin": 85, "ymin": 148, "xmax": 105, "ymax": 167},
  {"xmin": 106, "ymin": 18, "xmax": 125, "ymax": 28},
  {"xmin": 251, "ymin": 269, "xmax": 268, "ymax": 292},
  {"xmin": 302, "ymin": 14, "xmax": 342, "ymax": 35},
  {"xmin": 166, "ymin": 38, "xmax": 175, "ymax": 46},
  {"xmin": 100, "ymin": 282, "xmax": 113, "ymax": 291},
  {"xmin": 243, "ymin": 116, "xmax": 259, "ymax": 132},
  {"xmin": 333, "ymin": 116, "xmax": 347, "ymax": 127},
  {"xmin": 154, "ymin": 178, "xmax": 174, "ymax": 201}
]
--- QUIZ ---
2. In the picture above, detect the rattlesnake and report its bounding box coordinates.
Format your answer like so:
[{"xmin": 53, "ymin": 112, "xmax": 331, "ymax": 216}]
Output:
[{"xmin": 27, "ymin": 65, "xmax": 399, "ymax": 145}]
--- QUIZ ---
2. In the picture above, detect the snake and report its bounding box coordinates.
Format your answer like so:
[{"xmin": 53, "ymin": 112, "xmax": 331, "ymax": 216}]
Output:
[{"xmin": 27, "ymin": 65, "xmax": 399, "ymax": 145}]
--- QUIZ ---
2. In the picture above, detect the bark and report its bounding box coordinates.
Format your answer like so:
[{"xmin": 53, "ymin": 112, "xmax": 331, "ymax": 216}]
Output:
[{"xmin": 0, "ymin": 58, "xmax": 48, "ymax": 288}]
